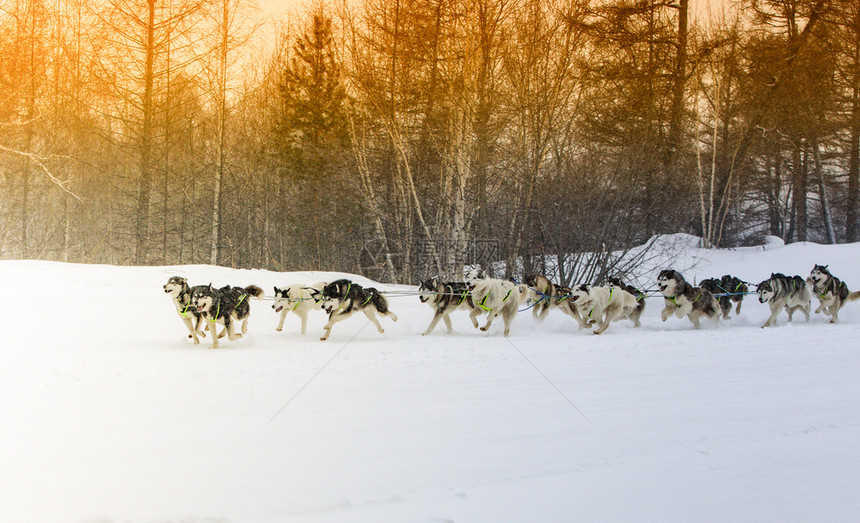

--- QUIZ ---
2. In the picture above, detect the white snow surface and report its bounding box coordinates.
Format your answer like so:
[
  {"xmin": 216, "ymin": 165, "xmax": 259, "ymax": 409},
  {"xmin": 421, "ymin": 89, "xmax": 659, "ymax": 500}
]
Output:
[{"xmin": 2, "ymin": 237, "xmax": 860, "ymax": 522}]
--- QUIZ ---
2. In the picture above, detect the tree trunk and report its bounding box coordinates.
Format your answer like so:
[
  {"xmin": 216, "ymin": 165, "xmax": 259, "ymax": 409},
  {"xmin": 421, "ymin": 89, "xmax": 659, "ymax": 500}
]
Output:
[
  {"xmin": 812, "ymin": 139, "xmax": 836, "ymax": 244},
  {"xmin": 847, "ymin": 11, "xmax": 860, "ymax": 242},
  {"xmin": 792, "ymin": 142, "xmax": 808, "ymax": 242},
  {"xmin": 134, "ymin": 0, "xmax": 157, "ymax": 264}
]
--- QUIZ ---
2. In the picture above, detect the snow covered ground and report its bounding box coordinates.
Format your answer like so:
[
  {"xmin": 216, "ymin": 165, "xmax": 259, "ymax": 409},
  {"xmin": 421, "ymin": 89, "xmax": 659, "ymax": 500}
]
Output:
[{"xmin": 2, "ymin": 236, "xmax": 860, "ymax": 522}]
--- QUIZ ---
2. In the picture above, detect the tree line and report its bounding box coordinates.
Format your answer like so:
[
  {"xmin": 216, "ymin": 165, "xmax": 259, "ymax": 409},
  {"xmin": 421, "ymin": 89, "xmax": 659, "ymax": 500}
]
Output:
[{"xmin": 1, "ymin": 0, "xmax": 859, "ymax": 284}]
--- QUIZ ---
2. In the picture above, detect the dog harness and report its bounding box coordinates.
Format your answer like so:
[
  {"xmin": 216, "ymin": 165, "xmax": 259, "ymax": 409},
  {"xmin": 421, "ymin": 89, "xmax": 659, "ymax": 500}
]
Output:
[
  {"xmin": 360, "ymin": 292, "xmax": 374, "ymax": 307},
  {"xmin": 588, "ymin": 287, "xmax": 613, "ymax": 318},
  {"xmin": 208, "ymin": 294, "xmax": 246, "ymax": 322},
  {"xmin": 478, "ymin": 288, "xmax": 514, "ymax": 312}
]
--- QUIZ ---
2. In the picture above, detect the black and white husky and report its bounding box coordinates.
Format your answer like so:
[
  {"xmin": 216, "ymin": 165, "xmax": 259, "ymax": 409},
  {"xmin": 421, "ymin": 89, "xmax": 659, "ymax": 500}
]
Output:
[
  {"xmin": 656, "ymin": 269, "xmax": 721, "ymax": 328},
  {"xmin": 190, "ymin": 284, "xmax": 265, "ymax": 348},
  {"xmin": 756, "ymin": 273, "xmax": 812, "ymax": 328},
  {"xmin": 318, "ymin": 279, "xmax": 398, "ymax": 341},
  {"xmin": 467, "ymin": 278, "xmax": 527, "ymax": 336},
  {"xmin": 163, "ymin": 276, "xmax": 208, "ymax": 344},
  {"xmin": 418, "ymin": 278, "xmax": 474, "ymax": 335},
  {"xmin": 568, "ymin": 283, "xmax": 639, "ymax": 334},
  {"xmin": 808, "ymin": 265, "xmax": 860, "ymax": 323},
  {"xmin": 699, "ymin": 275, "xmax": 748, "ymax": 320},
  {"xmin": 606, "ymin": 277, "xmax": 646, "ymax": 327},
  {"xmin": 273, "ymin": 282, "xmax": 327, "ymax": 334}
]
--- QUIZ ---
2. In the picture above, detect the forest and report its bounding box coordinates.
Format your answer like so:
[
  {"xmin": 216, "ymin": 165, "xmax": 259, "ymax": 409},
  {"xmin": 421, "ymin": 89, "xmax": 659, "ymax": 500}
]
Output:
[{"xmin": 1, "ymin": 0, "xmax": 858, "ymax": 284}]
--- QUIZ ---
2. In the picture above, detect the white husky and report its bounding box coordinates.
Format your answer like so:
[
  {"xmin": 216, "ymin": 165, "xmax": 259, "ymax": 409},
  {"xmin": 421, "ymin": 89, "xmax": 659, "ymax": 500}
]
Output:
[
  {"xmin": 568, "ymin": 284, "xmax": 639, "ymax": 335},
  {"xmin": 467, "ymin": 279, "xmax": 527, "ymax": 336},
  {"xmin": 272, "ymin": 282, "xmax": 327, "ymax": 334}
]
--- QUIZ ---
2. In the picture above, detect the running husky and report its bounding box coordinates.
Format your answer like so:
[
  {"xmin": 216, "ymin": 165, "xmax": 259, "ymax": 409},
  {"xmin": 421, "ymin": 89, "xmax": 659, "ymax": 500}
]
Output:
[
  {"xmin": 568, "ymin": 284, "xmax": 639, "ymax": 334},
  {"xmin": 522, "ymin": 274, "xmax": 569, "ymax": 321},
  {"xmin": 808, "ymin": 265, "xmax": 860, "ymax": 323},
  {"xmin": 318, "ymin": 279, "xmax": 398, "ymax": 341},
  {"xmin": 756, "ymin": 273, "xmax": 812, "ymax": 328},
  {"xmin": 606, "ymin": 277, "xmax": 646, "ymax": 327},
  {"xmin": 273, "ymin": 282, "xmax": 327, "ymax": 334},
  {"xmin": 190, "ymin": 284, "xmax": 265, "ymax": 348},
  {"xmin": 418, "ymin": 278, "xmax": 473, "ymax": 335},
  {"xmin": 163, "ymin": 276, "xmax": 208, "ymax": 344},
  {"xmin": 467, "ymin": 278, "xmax": 527, "ymax": 336},
  {"xmin": 699, "ymin": 275, "xmax": 748, "ymax": 320},
  {"xmin": 656, "ymin": 269, "xmax": 721, "ymax": 328}
]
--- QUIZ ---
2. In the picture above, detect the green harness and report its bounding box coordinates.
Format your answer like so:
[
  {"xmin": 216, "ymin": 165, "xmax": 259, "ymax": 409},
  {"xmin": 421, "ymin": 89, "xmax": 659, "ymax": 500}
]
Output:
[
  {"xmin": 478, "ymin": 288, "xmax": 514, "ymax": 312},
  {"xmin": 209, "ymin": 294, "xmax": 246, "ymax": 323}
]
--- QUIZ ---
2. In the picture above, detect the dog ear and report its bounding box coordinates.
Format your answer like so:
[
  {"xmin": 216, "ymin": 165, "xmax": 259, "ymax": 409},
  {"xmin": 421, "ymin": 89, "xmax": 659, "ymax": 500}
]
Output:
[
  {"xmin": 208, "ymin": 282, "xmax": 212, "ymax": 290},
  {"xmin": 274, "ymin": 286, "xmax": 280, "ymax": 294}
]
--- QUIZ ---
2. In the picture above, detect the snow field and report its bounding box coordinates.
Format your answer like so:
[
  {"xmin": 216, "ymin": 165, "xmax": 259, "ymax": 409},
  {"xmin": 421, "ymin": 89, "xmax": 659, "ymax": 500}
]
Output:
[{"xmin": 1, "ymin": 238, "xmax": 859, "ymax": 521}]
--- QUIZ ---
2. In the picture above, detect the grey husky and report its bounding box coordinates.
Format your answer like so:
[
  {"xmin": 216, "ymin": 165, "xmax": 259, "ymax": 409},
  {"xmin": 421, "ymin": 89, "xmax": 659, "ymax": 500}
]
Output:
[
  {"xmin": 163, "ymin": 276, "xmax": 209, "ymax": 344},
  {"xmin": 318, "ymin": 279, "xmax": 398, "ymax": 341},
  {"xmin": 190, "ymin": 283, "xmax": 265, "ymax": 348},
  {"xmin": 418, "ymin": 278, "xmax": 474, "ymax": 335},
  {"xmin": 656, "ymin": 269, "xmax": 720, "ymax": 328},
  {"xmin": 756, "ymin": 273, "xmax": 812, "ymax": 328},
  {"xmin": 808, "ymin": 265, "xmax": 860, "ymax": 323}
]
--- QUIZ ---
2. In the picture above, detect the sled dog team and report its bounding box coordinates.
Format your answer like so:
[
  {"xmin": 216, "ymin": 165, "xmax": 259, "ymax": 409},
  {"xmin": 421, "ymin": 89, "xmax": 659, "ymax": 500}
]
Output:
[{"xmin": 164, "ymin": 265, "xmax": 860, "ymax": 347}]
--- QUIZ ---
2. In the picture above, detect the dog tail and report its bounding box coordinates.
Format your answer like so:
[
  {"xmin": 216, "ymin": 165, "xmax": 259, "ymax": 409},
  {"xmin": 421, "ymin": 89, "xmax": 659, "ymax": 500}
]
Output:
[
  {"xmin": 366, "ymin": 287, "xmax": 389, "ymax": 313},
  {"xmin": 244, "ymin": 284, "xmax": 265, "ymax": 299},
  {"xmin": 849, "ymin": 290, "xmax": 860, "ymax": 302}
]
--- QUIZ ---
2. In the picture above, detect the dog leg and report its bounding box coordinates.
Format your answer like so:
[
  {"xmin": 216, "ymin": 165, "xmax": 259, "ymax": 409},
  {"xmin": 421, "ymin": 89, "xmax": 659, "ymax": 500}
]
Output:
[
  {"xmin": 593, "ymin": 317, "xmax": 611, "ymax": 335},
  {"xmin": 443, "ymin": 314, "xmax": 453, "ymax": 333},
  {"xmin": 661, "ymin": 303, "xmax": 674, "ymax": 322},
  {"xmin": 299, "ymin": 310, "xmax": 308, "ymax": 335},
  {"xmin": 677, "ymin": 302, "xmax": 693, "ymax": 319},
  {"xmin": 469, "ymin": 309, "xmax": 481, "ymax": 329},
  {"xmin": 194, "ymin": 316, "xmax": 207, "ymax": 338},
  {"xmin": 480, "ymin": 310, "xmax": 499, "ymax": 332},
  {"xmin": 241, "ymin": 317, "xmax": 249, "ymax": 335},
  {"xmin": 207, "ymin": 320, "xmax": 219, "ymax": 349},
  {"xmin": 276, "ymin": 310, "xmax": 287, "ymax": 332},
  {"xmin": 689, "ymin": 311, "xmax": 702, "ymax": 328},
  {"xmin": 828, "ymin": 305, "xmax": 839, "ymax": 323},
  {"xmin": 762, "ymin": 303, "xmax": 781, "ymax": 328},
  {"xmin": 423, "ymin": 310, "xmax": 446, "ymax": 336},
  {"xmin": 365, "ymin": 309, "xmax": 385, "ymax": 333},
  {"xmin": 183, "ymin": 316, "xmax": 199, "ymax": 344},
  {"xmin": 502, "ymin": 311, "xmax": 515, "ymax": 336},
  {"xmin": 320, "ymin": 311, "xmax": 349, "ymax": 341},
  {"xmin": 227, "ymin": 317, "xmax": 242, "ymax": 341}
]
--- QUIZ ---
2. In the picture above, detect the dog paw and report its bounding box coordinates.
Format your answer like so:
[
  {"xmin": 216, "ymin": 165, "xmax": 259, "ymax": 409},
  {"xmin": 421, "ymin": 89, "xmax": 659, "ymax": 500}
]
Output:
[{"xmin": 276, "ymin": 327, "xmax": 282, "ymax": 332}]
